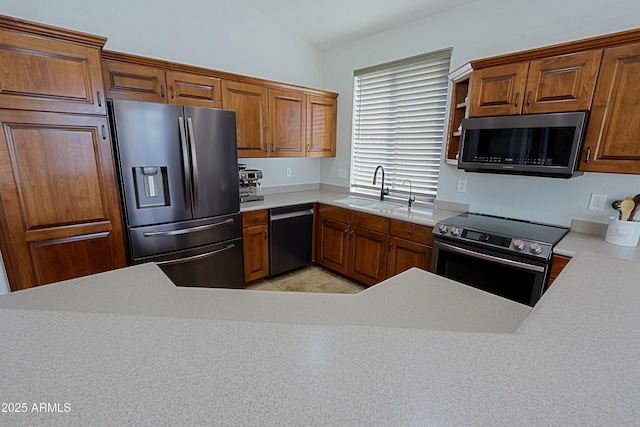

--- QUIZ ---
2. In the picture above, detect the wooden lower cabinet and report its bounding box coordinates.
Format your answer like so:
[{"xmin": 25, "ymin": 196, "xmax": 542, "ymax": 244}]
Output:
[
  {"xmin": 546, "ymin": 254, "xmax": 572, "ymax": 289},
  {"xmin": 315, "ymin": 204, "xmax": 433, "ymax": 286},
  {"xmin": 0, "ymin": 110, "xmax": 127, "ymax": 290},
  {"xmin": 241, "ymin": 210, "xmax": 269, "ymax": 282},
  {"xmin": 387, "ymin": 237, "xmax": 432, "ymax": 278},
  {"xmin": 348, "ymin": 226, "xmax": 388, "ymax": 286}
]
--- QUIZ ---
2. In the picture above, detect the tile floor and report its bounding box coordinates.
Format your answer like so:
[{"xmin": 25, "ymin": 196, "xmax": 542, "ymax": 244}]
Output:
[{"xmin": 244, "ymin": 265, "xmax": 366, "ymax": 294}]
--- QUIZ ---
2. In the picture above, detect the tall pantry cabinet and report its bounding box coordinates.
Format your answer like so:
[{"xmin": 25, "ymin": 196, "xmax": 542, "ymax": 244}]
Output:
[{"xmin": 0, "ymin": 16, "xmax": 127, "ymax": 291}]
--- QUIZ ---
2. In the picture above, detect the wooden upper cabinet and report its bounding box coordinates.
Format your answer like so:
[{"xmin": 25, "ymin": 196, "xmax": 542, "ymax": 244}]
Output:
[
  {"xmin": 470, "ymin": 50, "xmax": 602, "ymax": 117},
  {"xmin": 306, "ymin": 95, "xmax": 337, "ymax": 157},
  {"xmin": 269, "ymin": 89, "xmax": 306, "ymax": 157},
  {"xmin": 0, "ymin": 110, "xmax": 127, "ymax": 290},
  {"xmin": 579, "ymin": 42, "xmax": 640, "ymax": 174},
  {"xmin": 523, "ymin": 50, "xmax": 602, "ymax": 114},
  {"xmin": 469, "ymin": 62, "xmax": 529, "ymax": 116},
  {"xmin": 222, "ymin": 80, "xmax": 269, "ymax": 157},
  {"xmin": 166, "ymin": 71, "xmax": 222, "ymax": 108},
  {"xmin": 102, "ymin": 60, "xmax": 167, "ymax": 103},
  {"xmin": 0, "ymin": 27, "xmax": 106, "ymax": 115}
]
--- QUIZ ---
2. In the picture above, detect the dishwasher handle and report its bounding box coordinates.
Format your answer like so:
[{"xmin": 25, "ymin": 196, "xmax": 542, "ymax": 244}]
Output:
[
  {"xmin": 270, "ymin": 204, "xmax": 314, "ymax": 222},
  {"xmin": 270, "ymin": 208, "xmax": 313, "ymax": 221}
]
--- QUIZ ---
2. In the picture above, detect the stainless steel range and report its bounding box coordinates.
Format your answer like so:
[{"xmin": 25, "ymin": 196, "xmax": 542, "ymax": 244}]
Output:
[{"xmin": 431, "ymin": 213, "xmax": 569, "ymax": 306}]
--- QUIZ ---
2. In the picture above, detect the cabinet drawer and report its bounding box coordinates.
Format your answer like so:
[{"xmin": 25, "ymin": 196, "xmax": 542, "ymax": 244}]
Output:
[
  {"xmin": 318, "ymin": 204, "xmax": 350, "ymax": 223},
  {"xmin": 350, "ymin": 211, "xmax": 390, "ymax": 234},
  {"xmin": 389, "ymin": 220, "xmax": 433, "ymax": 245},
  {"xmin": 242, "ymin": 210, "xmax": 268, "ymax": 227},
  {"xmin": 549, "ymin": 255, "xmax": 571, "ymax": 279}
]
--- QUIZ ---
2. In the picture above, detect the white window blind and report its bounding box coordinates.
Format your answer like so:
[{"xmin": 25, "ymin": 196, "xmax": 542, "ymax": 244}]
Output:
[{"xmin": 351, "ymin": 48, "xmax": 452, "ymax": 203}]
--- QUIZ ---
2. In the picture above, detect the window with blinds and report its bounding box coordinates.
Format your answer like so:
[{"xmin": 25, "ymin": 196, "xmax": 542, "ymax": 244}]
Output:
[{"xmin": 350, "ymin": 48, "xmax": 452, "ymax": 203}]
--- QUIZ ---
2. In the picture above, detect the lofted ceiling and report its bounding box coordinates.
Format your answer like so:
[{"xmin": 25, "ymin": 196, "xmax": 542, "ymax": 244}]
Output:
[{"xmin": 241, "ymin": 0, "xmax": 476, "ymax": 50}]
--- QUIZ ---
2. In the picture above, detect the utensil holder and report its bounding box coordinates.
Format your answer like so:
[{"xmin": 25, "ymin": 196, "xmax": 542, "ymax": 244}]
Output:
[{"xmin": 605, "ymin": 217, "xmax": 640, "ymax": 247}]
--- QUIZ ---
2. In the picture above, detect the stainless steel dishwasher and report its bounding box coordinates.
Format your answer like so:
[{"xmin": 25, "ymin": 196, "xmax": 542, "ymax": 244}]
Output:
[{"xmin": 269, "ymin": 204, "xmax": 314, "ymax": 277}]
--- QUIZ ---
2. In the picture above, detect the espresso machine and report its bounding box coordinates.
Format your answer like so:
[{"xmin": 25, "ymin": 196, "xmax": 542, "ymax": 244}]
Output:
[{"xmin": 239, "ymin": 164, "xmax": 264, "ymax": 203}]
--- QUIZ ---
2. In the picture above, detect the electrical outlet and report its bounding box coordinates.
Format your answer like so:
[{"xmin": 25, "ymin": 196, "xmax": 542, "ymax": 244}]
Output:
[
  {"xmin": 338, "ymin": 168, "xmax": 347, "ymax": 179},
  {"xmin": 588, "ymin": 193, "xmax": 606, "ymax": 211},
  {"xmin": 457, "ymin": 179, "xmax": 467, "ymax": 193},
  {"xmin": 286, "ymin": 167, "xmax": 292, "ymax": 178}
]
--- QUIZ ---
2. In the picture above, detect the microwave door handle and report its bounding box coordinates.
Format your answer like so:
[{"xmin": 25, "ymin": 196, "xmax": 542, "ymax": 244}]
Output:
[
  {"xmin": 186, "ymin": 117, "xmax": 199, "ymax": 209},
  {"xmin": 178, "ymin": 117, "xmax": 192, "ymax": 210},
  {"xmin": 436, "ymin": 241, "xmax": 546, "ymax": 273}
]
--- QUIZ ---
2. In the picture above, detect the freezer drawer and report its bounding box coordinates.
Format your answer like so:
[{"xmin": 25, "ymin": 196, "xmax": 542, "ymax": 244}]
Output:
[
  {"xmin": 128, "ymin": 213, "xmax": 241, "ymax": 259},
  {"xmin": 136, "ymin": 238, "xmax": 244, "ymax": 288}
]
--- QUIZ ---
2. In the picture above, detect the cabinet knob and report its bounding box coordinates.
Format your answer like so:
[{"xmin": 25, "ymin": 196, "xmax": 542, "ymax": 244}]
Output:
[
  {"xmin": 407, "ymin": 230, "xmax": 413, "ymax": 235},
  {"xmin": 254, "ymin": 216, "xmax": 260, "ymax": 221},
  {"xmin": 585, "ymin": 147, "xmax": 591, "ymax": 163},
  {"xmin": 514, "ymin": 92, "xmax": 520, "ymax": 107},
  {"xmin": 388, "ymin": 241, "xmax": 393, "ymax": 252}
]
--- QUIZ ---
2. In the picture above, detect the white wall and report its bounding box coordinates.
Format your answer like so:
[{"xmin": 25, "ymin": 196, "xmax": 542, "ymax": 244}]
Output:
[
  {"xmin": 0, "ymin": 0, "xmax": 324, "ymax": 188},
  {"xmin": 321, "ymin": 0, "xmax": 640, "ymax": 226}
]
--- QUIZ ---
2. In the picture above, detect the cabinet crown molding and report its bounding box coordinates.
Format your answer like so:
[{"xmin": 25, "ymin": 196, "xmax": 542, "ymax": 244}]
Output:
[
  {"xmin": 0, "ymin": 14, "xmax": 107, "ymax": 48},
  {"xmin": 471, "ymin": 26, "xmax": 640, "ymax": 69}
]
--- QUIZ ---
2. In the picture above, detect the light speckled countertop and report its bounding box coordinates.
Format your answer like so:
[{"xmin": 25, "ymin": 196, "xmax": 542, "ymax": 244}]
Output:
[
  {"xmin": 0, "ymin": 251, "xmax": 639, "ymax": 425},
  {"xmin": 242, "ymin": 189, "xmax": 640, "ymax": 261}
]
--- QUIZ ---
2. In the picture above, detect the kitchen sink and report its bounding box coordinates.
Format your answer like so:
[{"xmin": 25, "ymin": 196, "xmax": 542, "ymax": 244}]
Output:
[
  {"xmin": 366, "ymin": 201, "xmax": 404, "ymax": 211},
  {"xmin": 333, "ymin": 196, "xmax": 378, "ymax": 207},
  {"xmin": 333, "ymin": 196, "xmax": 405, "ymax": 212}
]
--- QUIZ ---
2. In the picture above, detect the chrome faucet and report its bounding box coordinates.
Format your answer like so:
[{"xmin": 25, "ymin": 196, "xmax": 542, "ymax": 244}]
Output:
[
  {"xmin": 372, "ymin": 165, "xmax": 389, "ymax": 201},
  {"xmin": 402, "ymin": 179, "xmax": 416, "ymax": 207}
]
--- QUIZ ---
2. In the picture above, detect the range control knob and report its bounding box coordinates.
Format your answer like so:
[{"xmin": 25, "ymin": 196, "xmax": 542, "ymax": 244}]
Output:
[
  {"xmin": 513, "ymin": 239, "xmax": 525, "ymax": 251},
  {"xmin": 450, "ymin": 227, "xmax": 460, "ymax": 236},
  {"xmin": 530, "ymin": 242, "xmax": 543, "ymax": 254},
  {"xmin": 438, "ymin": 224, "xmax": 448, "ymax": 234}
]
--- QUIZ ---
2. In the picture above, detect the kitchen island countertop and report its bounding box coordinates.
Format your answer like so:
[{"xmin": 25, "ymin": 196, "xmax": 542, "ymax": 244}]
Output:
[{"xmin": 0, "ymin": 250, "xmax": 639, "ymax": 425}]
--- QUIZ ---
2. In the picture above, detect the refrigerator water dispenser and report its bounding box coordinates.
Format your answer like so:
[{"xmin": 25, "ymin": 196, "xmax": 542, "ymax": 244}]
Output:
[{"xmin": 133, "ymin": 166, "xmax": 169, "ymax": 208}]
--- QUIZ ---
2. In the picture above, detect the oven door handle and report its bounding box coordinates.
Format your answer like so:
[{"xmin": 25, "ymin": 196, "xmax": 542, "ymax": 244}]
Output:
[{"xmin": 436, "ymin": 241, "xmax": 546, "ymax": 273}]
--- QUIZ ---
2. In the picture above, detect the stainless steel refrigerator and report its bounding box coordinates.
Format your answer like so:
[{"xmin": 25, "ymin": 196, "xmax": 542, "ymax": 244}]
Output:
[{"xmin": 109, "ymin": 99, "xmax": 243, "ymax": 288}]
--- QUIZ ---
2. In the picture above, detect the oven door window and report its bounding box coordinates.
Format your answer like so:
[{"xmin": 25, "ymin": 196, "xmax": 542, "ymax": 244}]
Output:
[{"xmin": 434, "ymin": 242, "xmax": 546, "ymax": 306}]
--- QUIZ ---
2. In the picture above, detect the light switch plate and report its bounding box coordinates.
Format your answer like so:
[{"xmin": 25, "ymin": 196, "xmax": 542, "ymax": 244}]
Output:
[
  {"xmin": 338, "ymin": 168, "xmax": 347, "ymax": 179},
  {"xmin": 286, "ymin": 167, "xmax": 292, "ymax": 177},
  {"xmin": 457, "ymin": 179, "xmax": 467, "ymax": 193}
]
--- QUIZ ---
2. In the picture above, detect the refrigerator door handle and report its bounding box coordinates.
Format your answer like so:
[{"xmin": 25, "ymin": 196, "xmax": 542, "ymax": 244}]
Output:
[
  {"xmin": 142, "ymin": 218, "xmax": 235, "ymax": 237},
  {"xmin": 155, "ymin": 244, "xmax": 236, "ymax": 266},
  {"xmin": 178, "ymin": 117, "xmax": 192, "ymax": 210},
  {"xmin": 186, "ymin": 117, "xmax": 200, "ymax": 209}
]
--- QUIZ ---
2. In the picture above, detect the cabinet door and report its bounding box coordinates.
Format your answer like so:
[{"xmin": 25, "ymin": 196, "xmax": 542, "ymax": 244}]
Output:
[
  {"xmin": 222, "ymin": 80, "xmax": 269, "ymax": 157},
  {"xmin": 242, "ymin": 224, "xmax": 269, "ymax": 282},
  {"xmin": 579, "ymin": 42, "xmax": 640, "ymax": 174},
  {"xmin": 469, "ymin": 63, "xmax": 529, "ymax": 117},
  {"xmin": 269, "ymin": 89, "xmax": 306, "ymax": 157},
  {"xmin": 317, "ymin": 217, "xmax": 350, "ymax": 275},
  {"xmin": 386, "ymin": 237, "xmax": 432, "ymax": 279},
  {"xmin": 102, "ymin": 60, "xmax": 167, "ymax": 103},
  {"xmin": 348, "ymin": 226, "xmax": 388, "ymax": 286},
  {"xmin": 0, "ymin": 28, "xmax": 106, "ymax": 115},
  {"xmin": 306, "ymin": 95, "xmax": 337, "ymax": 157},
  {"xmin": 0, "ymin": 111, "xmax": 127, "ymax": 290},
  {"xmin": 166, "ymin": 71, "xmax": 222, "ymax": 109},
  {"xmin": 523, "ymin": 50, "xmax": 602, "ymax": 114}
]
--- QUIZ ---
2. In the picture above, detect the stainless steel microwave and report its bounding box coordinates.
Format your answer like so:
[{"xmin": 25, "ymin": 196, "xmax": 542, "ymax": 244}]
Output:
[{"xmin": 458, "ymin": 112, "xmax": 588, "ymax": 178}]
